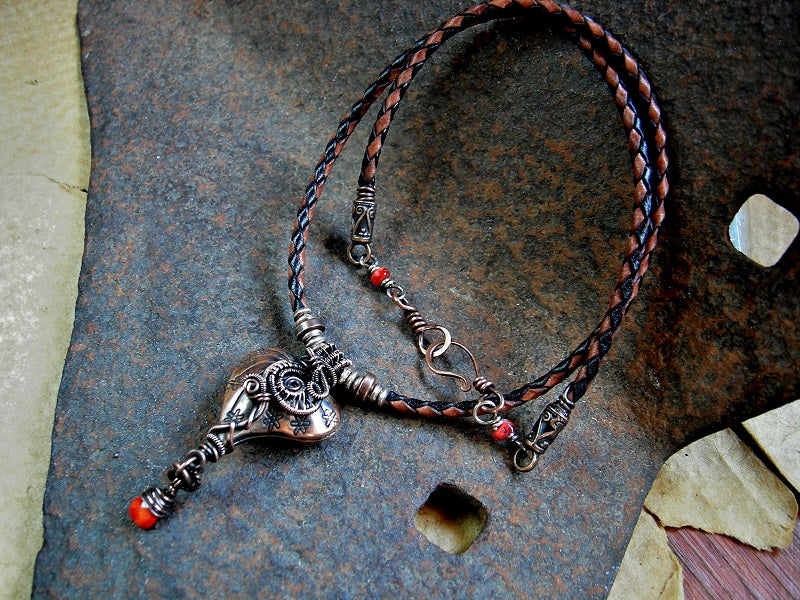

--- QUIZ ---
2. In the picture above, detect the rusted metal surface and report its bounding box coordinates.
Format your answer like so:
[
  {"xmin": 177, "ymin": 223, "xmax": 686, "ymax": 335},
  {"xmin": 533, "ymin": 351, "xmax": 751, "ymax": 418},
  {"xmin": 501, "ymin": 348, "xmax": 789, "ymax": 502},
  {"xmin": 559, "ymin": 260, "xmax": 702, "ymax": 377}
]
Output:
[{"xmin": 34, "ymin": 0, "xmax": 799, "ymax": 597}]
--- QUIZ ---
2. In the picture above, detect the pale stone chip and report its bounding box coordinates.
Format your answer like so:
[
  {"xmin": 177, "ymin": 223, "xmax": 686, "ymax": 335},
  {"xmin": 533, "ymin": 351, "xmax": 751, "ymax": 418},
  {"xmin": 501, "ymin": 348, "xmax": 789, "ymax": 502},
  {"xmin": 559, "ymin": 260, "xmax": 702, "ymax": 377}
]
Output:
[
  {"xmin": 645, "ymin": 429, "xmax": 798, "ymax": 550},
  {"xmin": 728, "ymin": 194, "xmax": 799, "ymax": 267},
  {"xmin": 608, "ymin": 511, "xmax": 684, "ymax": 600},
  {"xmin": 743, "ymin": 399, "xmax": 800, "ymax": 495},
  {"xmin": 0, "ymin": 2, "xmax": 91, "ymax": 185},
  {"xmin": 0, "ymin": 1, "xmax": 90, "ymax": 598}
]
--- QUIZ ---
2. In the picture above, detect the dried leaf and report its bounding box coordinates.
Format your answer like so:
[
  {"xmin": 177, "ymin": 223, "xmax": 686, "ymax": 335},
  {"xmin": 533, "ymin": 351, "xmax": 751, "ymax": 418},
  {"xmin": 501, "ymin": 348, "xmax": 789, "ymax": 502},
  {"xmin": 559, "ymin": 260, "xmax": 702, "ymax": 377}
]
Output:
[
  {"xmin": 608, "ymin": 511, "xmax": 684, "ymax": 600},
  {"xmin": 743, "ymin": 399, "xmax": 800, "ymax": 494},
  {"xmin": 645, "ymin": 429, "xmax": 797, "ymax": 550}
]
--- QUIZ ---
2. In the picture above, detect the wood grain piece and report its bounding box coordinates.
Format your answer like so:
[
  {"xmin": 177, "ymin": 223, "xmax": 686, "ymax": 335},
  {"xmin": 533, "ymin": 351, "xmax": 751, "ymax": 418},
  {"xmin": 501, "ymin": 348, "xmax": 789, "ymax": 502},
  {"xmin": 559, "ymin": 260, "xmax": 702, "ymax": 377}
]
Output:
[{"xmin": 667, "ymin": 515, "xmax": 800, "ymax": 600}]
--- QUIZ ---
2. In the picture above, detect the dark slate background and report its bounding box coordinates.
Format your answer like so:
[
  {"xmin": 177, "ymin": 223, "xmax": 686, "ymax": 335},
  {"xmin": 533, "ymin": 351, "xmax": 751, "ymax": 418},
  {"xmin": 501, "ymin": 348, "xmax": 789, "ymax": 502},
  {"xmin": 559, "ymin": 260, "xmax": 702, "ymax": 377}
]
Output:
[{"xmin": 34, "ymin": 0, "xmax": 799, "ymax": 597}]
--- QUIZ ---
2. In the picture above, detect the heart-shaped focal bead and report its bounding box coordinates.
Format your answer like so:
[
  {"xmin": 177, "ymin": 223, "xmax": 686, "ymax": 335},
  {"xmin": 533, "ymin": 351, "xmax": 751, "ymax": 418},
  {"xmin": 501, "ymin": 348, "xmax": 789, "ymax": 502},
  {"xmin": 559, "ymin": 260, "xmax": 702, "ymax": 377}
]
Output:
[{"xmin": 219, "ymin": 347, "xmax": 345, "ymax": 445}]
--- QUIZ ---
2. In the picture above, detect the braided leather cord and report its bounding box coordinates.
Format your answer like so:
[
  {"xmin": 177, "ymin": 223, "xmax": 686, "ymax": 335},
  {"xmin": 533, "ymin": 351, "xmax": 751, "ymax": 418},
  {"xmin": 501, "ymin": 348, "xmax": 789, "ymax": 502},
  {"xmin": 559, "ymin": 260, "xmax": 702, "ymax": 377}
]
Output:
[
  {"xmin": 288, "ymin": 1, "xmax": 668, "ymax": 417},
  {"xmin": 358, "ymin": 2, "xmax": 668, "ymax": 417},
  {"xmin": 361, "ymin": 3, "xmax": 668, "ymax": 415},
  {"xmin": 288, "ymin": 47, "xmax": 424, "ymax": 310},
  {"xmin": 288, "ymin": 2, "xmax": 524, "ymax": 311}
]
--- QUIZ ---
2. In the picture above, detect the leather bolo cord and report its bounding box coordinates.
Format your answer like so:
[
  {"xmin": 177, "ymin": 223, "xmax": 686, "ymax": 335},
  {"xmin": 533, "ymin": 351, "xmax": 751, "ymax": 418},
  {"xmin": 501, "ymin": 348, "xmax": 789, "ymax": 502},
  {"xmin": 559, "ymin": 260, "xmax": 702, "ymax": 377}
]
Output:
[
  {"xmin": 130, "ymin": 0, "xmax": 670, "ymax": 530},
  {"xmin": 289, "ymin": 0, "xmax": 667, "ymax": 442}
]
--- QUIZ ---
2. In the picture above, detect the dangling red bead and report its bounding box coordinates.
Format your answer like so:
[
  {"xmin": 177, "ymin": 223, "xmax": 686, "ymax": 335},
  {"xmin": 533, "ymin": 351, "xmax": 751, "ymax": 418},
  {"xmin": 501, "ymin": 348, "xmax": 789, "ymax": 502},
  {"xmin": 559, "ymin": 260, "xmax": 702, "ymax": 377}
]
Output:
[
  {"xmin": 492, "ymin": 419, "xmax": 516, "ymax": 441},
  {"xmin": 129, "ymin": 496, "xmax": 159, "ymax": 529},
  {"xmin": 370, "ymin": 266, "xmax": 391, "ymax": 287}
]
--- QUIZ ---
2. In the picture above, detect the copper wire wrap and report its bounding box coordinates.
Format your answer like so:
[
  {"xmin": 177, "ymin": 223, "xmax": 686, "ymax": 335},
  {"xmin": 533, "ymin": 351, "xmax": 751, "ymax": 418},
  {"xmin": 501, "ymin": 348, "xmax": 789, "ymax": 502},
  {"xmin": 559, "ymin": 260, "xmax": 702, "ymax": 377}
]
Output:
[
  {"xmin": 403, "ymin": 306, "xmax": 428, "ymax": 337},
  {"xmin": 137, "ymin": 430, "xmax": 231, "ymax": 524},
  {"xmin": 472, "ymin": 377, "xmax": 496, "ymax": 396},
  {"xmin": 140, "ymin": 486, "xmax": 175, "ymax": 520}
]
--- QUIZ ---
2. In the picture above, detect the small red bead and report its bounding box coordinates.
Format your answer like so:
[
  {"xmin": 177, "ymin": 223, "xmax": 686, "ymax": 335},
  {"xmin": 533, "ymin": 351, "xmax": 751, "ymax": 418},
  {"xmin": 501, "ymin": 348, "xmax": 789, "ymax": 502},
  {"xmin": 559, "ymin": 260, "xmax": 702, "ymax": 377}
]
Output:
[
  {"xmin": 370, "ymin": 266, "xmax": 391, "ymax": 287},
  {"xmin": 129, "ymin": 496, "xmax": 159, "ymax": 530},
  {"xmin": 492, "ymin": 419, "xmax": 516, "ymax": 441}
]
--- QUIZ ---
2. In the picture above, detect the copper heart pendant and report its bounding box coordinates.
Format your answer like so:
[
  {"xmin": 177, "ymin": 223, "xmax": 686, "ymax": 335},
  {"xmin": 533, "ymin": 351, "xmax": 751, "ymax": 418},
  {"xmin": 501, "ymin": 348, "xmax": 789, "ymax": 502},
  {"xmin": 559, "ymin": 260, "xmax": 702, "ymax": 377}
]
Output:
[
  {"xmin": 219, "ymin": 348, "xmax": 345, "ymax": 445},
  {"xmin": 131, "ymin": 340, "xmax": 354, "ymax": 528}
]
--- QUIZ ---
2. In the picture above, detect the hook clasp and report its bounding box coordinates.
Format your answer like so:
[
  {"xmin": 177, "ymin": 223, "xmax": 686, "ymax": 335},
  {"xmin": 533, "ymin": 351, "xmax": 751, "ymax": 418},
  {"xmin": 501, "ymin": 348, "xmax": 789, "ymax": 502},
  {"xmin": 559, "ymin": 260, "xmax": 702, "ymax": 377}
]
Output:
[{"xmin": 421, "ymin": 333, "xmax": 480, "ymax": 393}]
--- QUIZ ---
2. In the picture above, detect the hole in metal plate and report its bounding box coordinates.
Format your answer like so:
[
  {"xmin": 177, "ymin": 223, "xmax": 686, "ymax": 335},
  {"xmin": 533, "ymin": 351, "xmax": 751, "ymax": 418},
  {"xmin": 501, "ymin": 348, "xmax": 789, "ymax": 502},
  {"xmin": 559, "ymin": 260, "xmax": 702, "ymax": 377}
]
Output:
[
  {"xmin": 728, "ymin": 194, "xmax": 798, "ymax": 267},
  {"xmin": 414, "ymin": 483, "xmax": 488, "ymax": 554}
]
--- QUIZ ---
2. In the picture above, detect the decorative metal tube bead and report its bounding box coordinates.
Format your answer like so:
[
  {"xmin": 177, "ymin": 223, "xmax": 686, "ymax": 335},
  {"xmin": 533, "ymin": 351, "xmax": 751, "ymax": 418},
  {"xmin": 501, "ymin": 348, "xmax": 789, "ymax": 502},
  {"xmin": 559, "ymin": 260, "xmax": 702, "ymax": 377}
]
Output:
[
  {"xmin": 525, "ymin": 392, "xmax": 575, "ymax": 455},
  {"xmin": 294, "ymin": 309, "xmax": 327, "ymax": 347},
  {"xmin": 350, "ymin": 185, "xmax": 376, "ymax": 245},
  {"xmin": 338, "ymin": 367, "xmax": 387, "ymax": 406}
]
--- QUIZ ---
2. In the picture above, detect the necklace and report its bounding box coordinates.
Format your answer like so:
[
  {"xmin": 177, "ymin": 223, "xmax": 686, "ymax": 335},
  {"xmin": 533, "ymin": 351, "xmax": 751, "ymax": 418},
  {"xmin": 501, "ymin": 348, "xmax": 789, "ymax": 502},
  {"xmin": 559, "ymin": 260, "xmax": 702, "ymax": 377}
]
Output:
[{"xmin": 129, "ymin": 0, "xmax": 668, "ymax": 530}]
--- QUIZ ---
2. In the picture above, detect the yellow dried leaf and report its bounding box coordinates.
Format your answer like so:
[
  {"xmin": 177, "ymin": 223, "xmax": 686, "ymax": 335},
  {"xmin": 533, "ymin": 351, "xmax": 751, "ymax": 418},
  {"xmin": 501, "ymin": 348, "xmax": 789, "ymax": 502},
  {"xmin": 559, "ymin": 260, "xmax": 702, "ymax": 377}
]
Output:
[
  {"xmin": 608, "ymin": 511, "xmax": 684, "ymax": 600},
  {"xmin": 645, "ymin": 429, "xmax": 797, "ymax": 550},
  {"xmin": 743, "ymin": 399, "xmax": 800, "ymax": 495}
]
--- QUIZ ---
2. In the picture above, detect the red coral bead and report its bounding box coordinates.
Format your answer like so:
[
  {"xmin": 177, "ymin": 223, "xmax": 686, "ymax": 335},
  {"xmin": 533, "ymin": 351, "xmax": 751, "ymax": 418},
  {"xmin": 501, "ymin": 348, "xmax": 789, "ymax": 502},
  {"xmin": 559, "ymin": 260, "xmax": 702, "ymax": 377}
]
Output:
[
  {"xmin": 370, "ymin": 266, "xmax": 391, "ymax": 287},
  {"xmin": 492, "ymin": 419, "xmax": 516, "ymax": 441},
  {"xmin": 129, "ymin": 496, "xmax": 159, "ymax": 529}
]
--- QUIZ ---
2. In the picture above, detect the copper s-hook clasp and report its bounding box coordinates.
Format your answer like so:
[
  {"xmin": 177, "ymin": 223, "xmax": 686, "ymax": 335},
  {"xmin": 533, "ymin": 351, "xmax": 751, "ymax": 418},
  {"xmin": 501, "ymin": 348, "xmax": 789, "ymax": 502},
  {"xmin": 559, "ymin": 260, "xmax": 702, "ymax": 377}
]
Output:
[
  {"xmin": 393, "ymin": 296, "xmax": 501, "ymax": 399},
  {"xmin": 417, "ymin": 325, "xmax": 480, "ymax": 393}
]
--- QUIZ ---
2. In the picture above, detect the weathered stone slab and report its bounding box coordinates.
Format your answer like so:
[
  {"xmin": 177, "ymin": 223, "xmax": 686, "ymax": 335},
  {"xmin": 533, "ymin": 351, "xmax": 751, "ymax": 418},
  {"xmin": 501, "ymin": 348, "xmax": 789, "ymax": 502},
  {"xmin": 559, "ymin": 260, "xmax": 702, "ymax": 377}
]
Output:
[{"xmin": 33, "ymin": 1, "xmax": 800, "ymax": 597}]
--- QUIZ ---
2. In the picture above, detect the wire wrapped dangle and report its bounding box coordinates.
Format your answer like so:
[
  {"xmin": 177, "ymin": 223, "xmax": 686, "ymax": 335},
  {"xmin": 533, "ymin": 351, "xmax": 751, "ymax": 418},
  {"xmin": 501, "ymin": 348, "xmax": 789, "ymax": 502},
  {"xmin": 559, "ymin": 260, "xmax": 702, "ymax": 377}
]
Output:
[{"xmin": 130, "ymin": 320, "xmax": 352, "ymax": 528}]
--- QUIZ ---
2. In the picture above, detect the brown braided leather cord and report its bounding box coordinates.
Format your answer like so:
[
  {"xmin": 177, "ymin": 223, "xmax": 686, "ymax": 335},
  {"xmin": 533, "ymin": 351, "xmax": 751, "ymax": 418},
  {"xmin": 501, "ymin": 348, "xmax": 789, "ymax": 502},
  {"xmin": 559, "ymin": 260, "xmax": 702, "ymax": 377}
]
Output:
[
  {"xmin": 358, "ymin": 6, "xmax": 667, "ymax": 417},
  {"xmin": 288, "ymin": 1, "xmax": 668, "ymax": 417},
  {"xmin": 288, "ymin": 2, "xmax": 527, "ymax": 310},
  {"xmin": 362, "ymin": 3, "xmax": 669, "ymax": 414}
]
